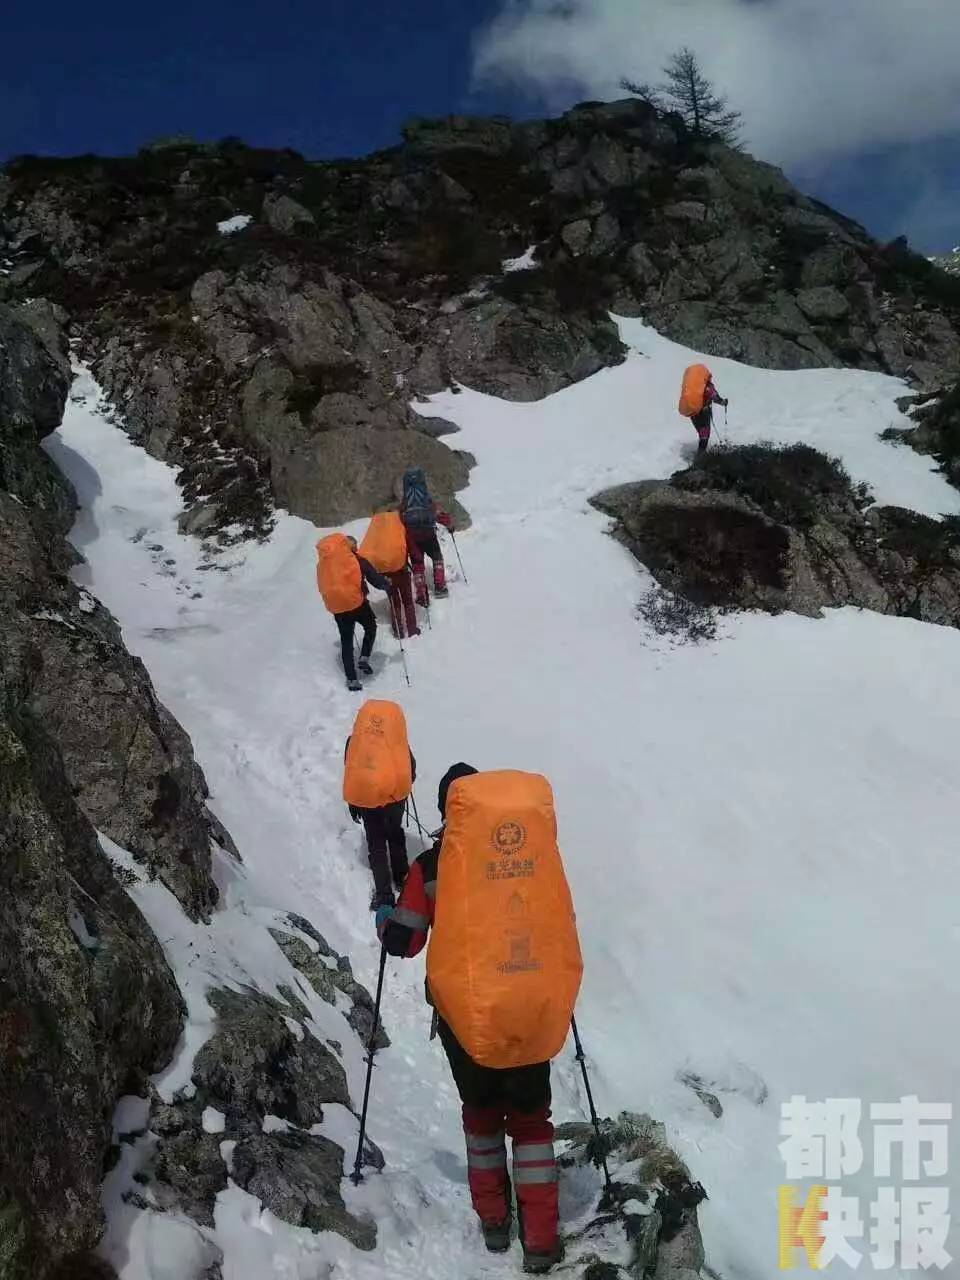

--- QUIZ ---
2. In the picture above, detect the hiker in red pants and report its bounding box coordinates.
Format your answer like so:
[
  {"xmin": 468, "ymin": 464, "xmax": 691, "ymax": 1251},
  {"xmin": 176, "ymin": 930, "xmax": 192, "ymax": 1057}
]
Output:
[
  {"xmin": 400, "ymin": 467, "xmax": 454, "ymax": 606},
  {"xmin": 377, "ymin": 764, "xmax": 567, "ymax": 1274},
  {"xmin": 386, "ymin": 564, "xmax": 419, "ymax": 640}
]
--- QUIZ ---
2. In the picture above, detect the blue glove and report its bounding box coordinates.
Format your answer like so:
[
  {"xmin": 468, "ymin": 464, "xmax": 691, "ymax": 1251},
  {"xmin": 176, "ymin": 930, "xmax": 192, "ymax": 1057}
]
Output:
[{"xmin": 375, "ymin": 906, "xmax": 395, "ymax": 931}]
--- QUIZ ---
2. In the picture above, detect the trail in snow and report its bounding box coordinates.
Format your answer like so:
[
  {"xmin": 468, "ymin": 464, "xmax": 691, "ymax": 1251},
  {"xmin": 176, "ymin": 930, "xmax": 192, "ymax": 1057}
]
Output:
[{"xmin": 47, "ymin": 318, "xmax": 960, "ymax": 1279}]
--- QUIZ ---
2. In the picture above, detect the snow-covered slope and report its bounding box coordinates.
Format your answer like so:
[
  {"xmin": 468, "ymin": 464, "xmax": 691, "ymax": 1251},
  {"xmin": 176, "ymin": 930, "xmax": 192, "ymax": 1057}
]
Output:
[{"xmin": 47, "ymin": 318, "xmax": 960, "ymax": 1279}]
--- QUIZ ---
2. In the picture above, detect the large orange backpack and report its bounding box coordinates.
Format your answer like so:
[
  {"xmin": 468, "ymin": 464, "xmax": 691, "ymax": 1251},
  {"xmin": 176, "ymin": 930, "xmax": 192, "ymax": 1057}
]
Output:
[
  {"xmin": 679, "ymin": 363, "xmax": 712, "ymax": 417},
  {"xmin": 427, "ymin": 771, "xmax": 582, "ymax": 1069},
  {"xmin": 359, "ymin": 511, "xmax": 408, "ymax": 575},
  {"xmin": 316, "ymin": 533, "xmax": 363, "ymax": 615},
  {"xmin": 343, "ymin": 700, "xmax": 413, "ymax": 809}
]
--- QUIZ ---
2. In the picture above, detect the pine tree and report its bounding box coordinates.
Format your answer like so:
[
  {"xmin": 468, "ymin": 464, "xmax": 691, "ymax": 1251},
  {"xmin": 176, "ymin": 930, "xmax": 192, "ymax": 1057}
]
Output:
[{"xmin": 621, "ymin": 47, "xmax": 742, "ymax": 146}]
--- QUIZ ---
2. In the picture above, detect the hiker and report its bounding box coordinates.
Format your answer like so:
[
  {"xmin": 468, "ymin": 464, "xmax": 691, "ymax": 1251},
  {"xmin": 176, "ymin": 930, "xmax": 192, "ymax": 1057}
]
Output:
[
  {"xmin": 399, "ymin": 467, "xmax": 454, "ymax": 607},
  {"xmin": 378, "ymin": 766, "xmax": 582, "ymax": 1275},
  {"xmin": 359, "ymin": 509, "xmax": 420, "ymax": 640},
  {"xmin": 344, "ymin": 700, "xmax": 415, "ymax": 909},
  {"xmin": 315, "ymin": 532, "xmax": 391, "ymax": 692},
  {"xmin": 678, "ymin": 363, "xmax": 728, "ymax": 452}
]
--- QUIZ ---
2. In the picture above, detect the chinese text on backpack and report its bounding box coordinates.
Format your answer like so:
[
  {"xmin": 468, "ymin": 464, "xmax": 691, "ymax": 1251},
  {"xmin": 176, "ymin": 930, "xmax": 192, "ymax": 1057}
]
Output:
[
  {"xmin": 427, "ymin": 770, "xmax": 583, "ymax": 1069},
  {"xmin": 678, "ymin": 364, "xmax": 711, "ymax": 417},
  {"xmin": 401, "ymin": 468, "xmax": 434, "ymax": 529},
  {"xmin": 316, "ymin": 533, "xmax": 363, "ymax": 615},
  {"xmin": 359, "ymin": 511, "xmax": 408, "ymax": 574},
  {"xmin": 343, "ymin": 700, "xmax": 413, "ymax": 810}
]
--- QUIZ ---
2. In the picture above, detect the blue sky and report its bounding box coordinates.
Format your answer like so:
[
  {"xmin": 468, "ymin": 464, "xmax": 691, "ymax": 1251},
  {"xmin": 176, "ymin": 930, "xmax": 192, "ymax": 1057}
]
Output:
[{"xmin": 2, "ymin": 0, "xmax": 957, "ymax": 253}]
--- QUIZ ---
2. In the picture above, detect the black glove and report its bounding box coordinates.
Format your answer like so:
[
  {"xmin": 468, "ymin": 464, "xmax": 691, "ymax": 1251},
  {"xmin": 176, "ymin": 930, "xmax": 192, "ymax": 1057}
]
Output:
[
  {"xmin": 721, "ymin": 398, "xmax": 729, "ymax": 408},
  {"xmin": 349, "ymin": 805, "xmax": 362, "ymax": 824}
]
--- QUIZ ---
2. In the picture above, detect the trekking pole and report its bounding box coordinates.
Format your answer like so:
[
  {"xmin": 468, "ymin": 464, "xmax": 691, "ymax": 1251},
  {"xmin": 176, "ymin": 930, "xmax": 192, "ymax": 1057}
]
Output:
[
  {"xmin": 351, "ymin": 943, "xmax": 388, "ymax": 1185},
  {"xmin": 409, "ymin": 790, "xmax": 431, "ymax": 841},
  {"xmin": 571, "ymin": 1017, "xmax": 613, "ymax": 1194},
  {"xmin": 449, "ymin": 530, "xmax": 469, "ymax": 585},
  {"xmin": 390, "ymin": 596, "xmax": 411, "ymax": 688}
]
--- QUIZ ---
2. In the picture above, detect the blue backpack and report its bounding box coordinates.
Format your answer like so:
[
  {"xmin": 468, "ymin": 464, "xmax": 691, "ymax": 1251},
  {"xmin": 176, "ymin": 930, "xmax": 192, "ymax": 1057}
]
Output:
[{"xmin": 401, "ymin": 468, "xmax": 435, "ymax": 529}]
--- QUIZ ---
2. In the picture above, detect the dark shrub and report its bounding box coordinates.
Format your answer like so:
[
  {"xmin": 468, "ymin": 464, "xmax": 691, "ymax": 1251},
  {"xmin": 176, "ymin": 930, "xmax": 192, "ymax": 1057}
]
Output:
[
  {"xmin": 680, "ymin": 443, "xmax": 863, "ymax": 528},
  {"xmin": 875, "ymin": 507, "xmax": 960, "ymax": 572},
  {"xmin": 633, "ymin": 502, "xmax": 788, "ymax": 606},
  {"xmin": 637, "ymin": 584, "xmax": 719, "ymax": 643},
  {"xmin": 874, "ymin": 241, "xmax": 960, "ymax": 316}
]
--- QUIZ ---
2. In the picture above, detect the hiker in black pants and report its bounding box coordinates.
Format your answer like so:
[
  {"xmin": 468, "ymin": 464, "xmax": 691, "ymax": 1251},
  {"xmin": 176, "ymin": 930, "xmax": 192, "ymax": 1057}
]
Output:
[
  {"xmin": 336, "ymin": 537, "xmax": 391, "ymax": 692},
  {"xmin": 345, "ymin": 735, "xmax": 416, "ymax": 907}
]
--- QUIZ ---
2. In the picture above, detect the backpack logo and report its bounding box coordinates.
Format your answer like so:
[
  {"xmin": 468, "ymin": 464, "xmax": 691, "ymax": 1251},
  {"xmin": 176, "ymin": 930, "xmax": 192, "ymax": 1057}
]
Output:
[{"xmin": 492, "ymin": 820, "xmax": 526, "ymax": 854}]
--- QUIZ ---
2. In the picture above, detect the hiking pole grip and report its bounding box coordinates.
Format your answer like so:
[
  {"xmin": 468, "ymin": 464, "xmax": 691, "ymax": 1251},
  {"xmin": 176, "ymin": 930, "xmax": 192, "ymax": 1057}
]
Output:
[
  {"xmin": 351, "ymin": 943, "xmax": 388, "ymax": 1185},
  {"xmin": 571, "ymin": 1016, "xmax": 613, "ymax": 1192}
]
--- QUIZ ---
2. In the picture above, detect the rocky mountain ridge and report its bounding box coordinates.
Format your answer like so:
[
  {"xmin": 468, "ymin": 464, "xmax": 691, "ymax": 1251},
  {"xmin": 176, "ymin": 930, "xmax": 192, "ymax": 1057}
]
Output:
[{"xmin": 3, "ymin": 99, "xmax": 959, "ymax": 537}]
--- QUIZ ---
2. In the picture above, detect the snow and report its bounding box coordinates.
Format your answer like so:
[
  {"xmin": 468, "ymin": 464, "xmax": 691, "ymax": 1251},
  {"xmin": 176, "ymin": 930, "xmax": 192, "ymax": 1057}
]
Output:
[
  {"xmin": 203, "ymin": 1108, "xmax": 227, "ymax": 1135},
  {"xmin": 217, "ymin": 214, "xmax": 252, "ymax": 236},
  {"xmin": 45, "ymin": 318, "xmax": 960, "ymax": 1279},
  {"xmin": 502, "ymin": 245, "xmax": 538, "ymax": 272}
]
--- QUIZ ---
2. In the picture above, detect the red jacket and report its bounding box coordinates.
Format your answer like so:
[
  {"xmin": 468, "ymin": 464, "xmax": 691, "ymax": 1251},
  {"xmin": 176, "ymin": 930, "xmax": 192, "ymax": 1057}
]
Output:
[{"xmin": 380, "ymin": 839, "xmax": 440, "ymax": 958}]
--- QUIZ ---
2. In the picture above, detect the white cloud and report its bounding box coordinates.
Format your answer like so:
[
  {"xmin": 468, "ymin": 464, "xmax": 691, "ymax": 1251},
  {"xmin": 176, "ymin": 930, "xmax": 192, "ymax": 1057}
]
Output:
[{"xmin": 472, "ymin": 0, "xmax": 960, "ymax": 168}]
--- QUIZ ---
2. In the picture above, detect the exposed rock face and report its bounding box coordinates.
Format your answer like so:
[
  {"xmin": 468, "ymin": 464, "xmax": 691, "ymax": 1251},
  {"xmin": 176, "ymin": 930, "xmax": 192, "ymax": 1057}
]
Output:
[
  {"xmin": 888, "ymin": 382, "xmax": 960, "ymax": 491},
  {"xmin": 144, "ymin": 916, "xmax": 386, "ymax": 1253},
  {"xmin": 231, "ymin": 1130, "xmax": 376, "ymax": 1250},
  {"xmin": 557, "ymin": 1111, "xmax": 708, "ymax": 1278},
  {"xmin": 4, "ymin": 103, "xmax": 957, "ymax": 534},
  {"xmin": 1, "ymin": 303, "xmax": 235, "ymax": 920},
  {"xmin": 270, "ymin": 914, "xmax": 390, "ymax": 1050},
  {"xmin": 193, "ymin": 988, "xmax": 350, "ymax": 1124},
  {"xmin": 0, "ymin": 689, "xmax": 184, "ymax": 1280},
  {"xmin": 594, "ymin": 444, "xmax": 960, "ymax": 627},
  {"xmin": 0, "ymin": 312, "xmax": 187, "ymax": 1273}
]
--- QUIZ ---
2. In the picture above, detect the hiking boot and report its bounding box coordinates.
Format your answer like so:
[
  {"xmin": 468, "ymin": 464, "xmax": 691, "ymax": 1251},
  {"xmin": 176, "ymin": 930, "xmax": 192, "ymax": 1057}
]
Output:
[
  {"xmin": 347, "ymin": 678, "xmax": 362, "ymax": 692},
  {"xmin": 433, "ymin": 585, "xmax": 449, "ymax": 598},
  {"xmin": 522, "ymin": 1243, "xmax": 564, "ymax": 1274},
  {"xmin": 481, "ymin": 1218, "xmax": 512, "ymax": 1254},
  {"xmin": 358, "ymin": 657, "xmax": 373, "ymax": 675}
]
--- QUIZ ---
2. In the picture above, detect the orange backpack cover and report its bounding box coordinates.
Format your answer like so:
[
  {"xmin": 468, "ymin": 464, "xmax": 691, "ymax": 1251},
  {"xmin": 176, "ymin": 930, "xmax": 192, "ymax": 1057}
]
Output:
[
  {"xmin": 359, "ymin": 512, "xmax": 407, "ymax": 575},
  {"xmin": 679, "ymin": 363, "xmax": 712, "ymax": 417},
  {"xmin": 343, "ymin": 700, "xmax": 413, "ymax": 809},
  {"xmin": 316, "ymin": 533, "xmax": 363, "ymax": 615},
  {"xmin": 427, "ymin": 770, "xmax": 582, "ymax": 1069}
]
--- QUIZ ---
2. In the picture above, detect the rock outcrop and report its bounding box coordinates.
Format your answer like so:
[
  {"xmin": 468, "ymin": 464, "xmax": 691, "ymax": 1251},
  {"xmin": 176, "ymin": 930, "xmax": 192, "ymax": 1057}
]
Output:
[
  {"xmin": 4, "ymin": 104, "xmax": 958, "ymax": 534},
  {"xmin": 1, "ymin": 302, "xmax": 235, "ymax": 920},
  {"xmin": 888, "ymin": 382, "xmax": 960, "ymax": 492},
  {"xmin": 594, "ymin": 444, "xmax": 960, "ymax": 628},
  {"xmin": 557, "ymin": 1111, "xmax": 708, "ymax": 1279},
  {"xmin": 0, "ymin": 309, "xmax": 185, "ymax": 1278},
  {"xmin": 137, "ymin": 914, "xmax": 387, "ymax": 1255}
]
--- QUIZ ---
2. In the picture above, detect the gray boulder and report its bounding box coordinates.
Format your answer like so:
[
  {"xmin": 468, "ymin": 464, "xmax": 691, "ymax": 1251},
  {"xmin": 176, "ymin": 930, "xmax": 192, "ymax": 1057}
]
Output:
[
  {"xmin": 436, "ymin": 297, "xmax": 624, "ymax": 401},
  {"xmin": 192, "ymin": 988, "xmax": 350, "ymax": 1126},
  {"xmin": 231, "ymin": 1130, "xmax": 376, "ymax": 1250},
  {"xmin": 796, "ymin": 285, "xmax": 850, "ymax": 321},
  {"xmin": 270, "ymin": 917, "xmax": 389, "ymax": 1050},
  {"xmin": 593, "ymin": 443, "xmax": 960, "ymax": 628},
  {"xmin": 262, "ymin": 193, "xmax": 316, "ymax": 235},
  {"xmin": 272, "ymin": 424, "xmax": 471, "ymax": 526}
]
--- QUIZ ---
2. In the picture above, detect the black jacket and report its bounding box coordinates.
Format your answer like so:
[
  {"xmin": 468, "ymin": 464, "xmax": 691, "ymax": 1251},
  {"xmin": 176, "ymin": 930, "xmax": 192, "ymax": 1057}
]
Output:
[{"xmin": 357, "ymin": 555, "xmax": 391, "ymax": 596}]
